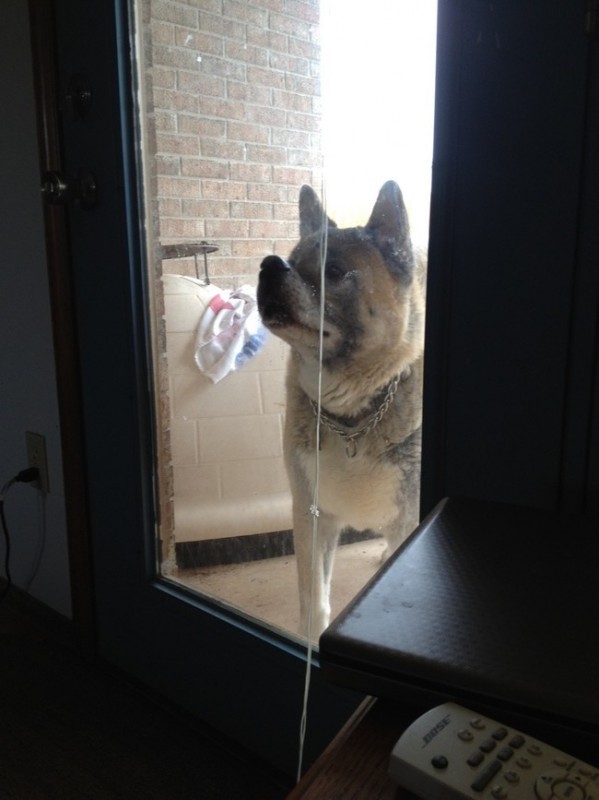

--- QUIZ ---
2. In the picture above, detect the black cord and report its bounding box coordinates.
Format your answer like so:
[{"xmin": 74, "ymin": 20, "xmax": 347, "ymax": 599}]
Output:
[{"xmin": 0, "ymin": 469, "xmax": 40, "ymax": 603}]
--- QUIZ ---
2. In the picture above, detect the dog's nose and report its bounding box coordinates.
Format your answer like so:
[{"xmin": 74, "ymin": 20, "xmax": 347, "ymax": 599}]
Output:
[{"xmin": 260, "ymin": 255, "xmax": 290, "ymax": 272}]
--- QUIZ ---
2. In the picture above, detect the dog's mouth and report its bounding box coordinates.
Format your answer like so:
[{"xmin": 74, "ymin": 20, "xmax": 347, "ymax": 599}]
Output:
[{"xmin": 262, "ymin": 308, "xmax": 330, "ymax": 338}]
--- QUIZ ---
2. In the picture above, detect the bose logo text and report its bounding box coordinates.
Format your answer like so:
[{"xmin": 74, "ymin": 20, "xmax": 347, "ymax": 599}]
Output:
[{"xmin": 422, "ymin": 715, "xmax": 451, "ymax": 747}]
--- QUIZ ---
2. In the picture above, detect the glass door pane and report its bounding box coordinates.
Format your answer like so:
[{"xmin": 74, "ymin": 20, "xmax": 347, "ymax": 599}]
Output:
[{"xmin": 133, "ymin": 0, "xmax": 437, "ymax": 640}]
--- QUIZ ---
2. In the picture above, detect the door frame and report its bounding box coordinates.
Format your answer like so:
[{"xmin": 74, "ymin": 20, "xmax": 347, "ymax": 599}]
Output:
[{"xmin": 29, "ymin": 0, "xmax": 96, "ymax": 658}]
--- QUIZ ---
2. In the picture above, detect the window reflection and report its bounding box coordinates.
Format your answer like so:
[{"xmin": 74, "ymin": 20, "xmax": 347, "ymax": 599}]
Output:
[{"xmin": 135, "ymin": 0, "xmax": 436, "ymax": 638}]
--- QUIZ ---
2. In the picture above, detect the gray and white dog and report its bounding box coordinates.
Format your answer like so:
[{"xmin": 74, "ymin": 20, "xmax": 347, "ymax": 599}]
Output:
[{"xmin": 258, "ymin": 181, "xmax": 425, "ymax": 637}]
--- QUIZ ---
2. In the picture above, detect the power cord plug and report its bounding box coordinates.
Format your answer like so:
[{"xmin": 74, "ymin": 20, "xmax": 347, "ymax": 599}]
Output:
[
  {"xmin": 0, "ymin": 467, "xmax": 42, "ymax": 602},
  {"xmin": 15, "ymin": 467, "xmax": 40, "ymax": 484}
]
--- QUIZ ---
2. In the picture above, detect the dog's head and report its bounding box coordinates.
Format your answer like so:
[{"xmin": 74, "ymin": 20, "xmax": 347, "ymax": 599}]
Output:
[{"xmin": 257, "ymin": 181, "xmax": 424, "ymax": 383}]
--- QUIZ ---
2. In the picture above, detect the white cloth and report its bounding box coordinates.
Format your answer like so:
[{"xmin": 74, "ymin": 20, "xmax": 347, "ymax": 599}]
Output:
[{"xmin": 194, "ymin": 284, "xmax": 267, "ymax": 382}]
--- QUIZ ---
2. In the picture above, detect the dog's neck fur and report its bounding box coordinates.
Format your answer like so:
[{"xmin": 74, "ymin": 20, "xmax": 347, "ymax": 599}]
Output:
[{"xmin": 294, "ymin": 352, "xmax": 410, "ymax": 421}]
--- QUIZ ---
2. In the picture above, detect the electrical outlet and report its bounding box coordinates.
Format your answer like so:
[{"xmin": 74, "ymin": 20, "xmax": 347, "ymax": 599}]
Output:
[{"xmin": 25, "ymin": 431, "xmax": 50, "ymax": 493}]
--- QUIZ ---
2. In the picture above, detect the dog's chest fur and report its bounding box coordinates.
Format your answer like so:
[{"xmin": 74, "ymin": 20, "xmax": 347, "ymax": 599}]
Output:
[
  {"xmin": 298, "ymin": 436, "xmax": 401, "ymax": 531},
  {"xmin": 286, "ymin": 361, "xmax": 423, "ymax": 532}
]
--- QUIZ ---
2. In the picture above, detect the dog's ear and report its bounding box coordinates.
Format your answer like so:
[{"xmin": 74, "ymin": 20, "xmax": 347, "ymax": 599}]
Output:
[
  {"xmin": 365, "ymin": 181, "xmax": 413, "ymax": 277},
  {"xmin": 299, "ymin": 185, "xmax": 337, "ymax": 237}
]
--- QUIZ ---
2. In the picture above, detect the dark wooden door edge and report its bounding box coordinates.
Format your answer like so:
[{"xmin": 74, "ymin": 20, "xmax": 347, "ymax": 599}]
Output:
[{"xmin": 28, "ymin": 0, "xmax": 96, "ymax": 659}]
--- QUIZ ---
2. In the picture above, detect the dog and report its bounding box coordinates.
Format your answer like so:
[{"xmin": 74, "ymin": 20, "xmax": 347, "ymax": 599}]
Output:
[{"xmin": 257, "ymin": 180, "xmax": 425, "ymax": 638}]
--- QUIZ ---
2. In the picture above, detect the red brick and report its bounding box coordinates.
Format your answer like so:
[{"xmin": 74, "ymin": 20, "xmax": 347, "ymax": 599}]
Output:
[
  {"xmin": 272, "ymin": 88, "xmax": 312, "ymax": 113},
  {"xmin": 151, "ymin": 20, "xmax": 175, "ymax": 45},
  {"xmin": 285, "ymin": 0, "xmax": 319, "ymax": 24},
  {"xmin": 272, "ymin": 165, "xmax": 314, "ymax": 185},
  {"xmin": 231, "ymin": 239, "xmax": 276, "ymax": 257},
  {"xmin": 151, "ymin": 1, "xmax": 198, "ymax": 28},
  {"xmin": 226, "ymin": 80, "xmax": 272, "ymax": 106},
  {"xmin": 158, "ymin": 198, "xmax": 182, "ymax": 217},
  {"xmin": 153, "ymin": 88, "xmax": 199, "ymax": 113},
  {"xmin": 205, "ymin": 219, "xmax": 250, "ymax": 238},
  {"xmin": 174, "ymin": 28, "xmax": 224, "ymax": 55},
  {"xmin": 230, "ymin": 201, "xmax": 273, "ymax": 219},
  {"xmin": 246, "ymin": 26, "xmax": 288, "ymax": 52},
  {"xmin": 157, "ymin": 176, "xmax": 201, "ymax": 198},
  {"xmin": 222, "ymin": 0, "xmax": 268, "ymax": 28},
  {"xmin": 285, "ymin": 73, "xmax": 320, "ymax": 96},
  {"xmin": 269, "ymin": 13, "xmax": 311, "ymax": 39},
  {"xmin": 198, "ymin": 11, "xmax": 245, "ymax": 41},
  {"xmin": 269, "ymin": 52, "xmax": 309, "ymax": 76},
  {"xmin": 245, "ymin": 143, "xmax": 287, "ymax": 164},
  {"xmin": 155, "ymin": 110, "xmax": 177, "ymax": 132},
  {"xmin": 286, "ymin": 110, "xmax": 320, "ymax": 132},
  {"xmin": 243, "ymin": 103, "xmax": 287, "ymax": 128},
  {"xmin": 181, "ymin": 198, "xmax": 229, "ymax": 218},
  {"xmin": 155, "ymin": 155, "xmax": 180, "ymax": 177},
  {"xmin": 249, "ymin": 219, "xmax": 294, "ymax": 238},
  {"xmin": 154, "ymin": 44, "xmax": 203, "ymax": 71},
  {"xmin": 229, "ymin": 162, "xmax": 272, "ymax": 183},
  {"xmin": 202, "ymin": 180, "xmax": 246, "ymax": 200},
  {"xmin": 181, "ymin": 157, "xmax": 229, "ymax": 179},
  {"xmin": 199, "ymin": 95, "xmax": 247, "ymax": 120},
  {"xmin": 156, "ymin": 133, "xmax": 199, "ymax": 156},
  {"xmin": 177, "ymin": 70, "xmax": 225, "ymax": 97},
  {"xmin": 178, "ymin": 114, "xmax": 226, "ymax": 137},
  {"xmin": 246, "ymin": 65, "xmax": 286, "ymax": 89},
  {"xmin": 247, "ymin": 183, "xmax": 288, "ymax": 202},
  {"xmin": 226, "ymin": 120, "xmax": 270, "ymax": 144},
  {"xmin": 152, "ymin": 67, "xmax": 176, "ymax": 89},
  {"xmin": 201, "ymin": 137, "xmax": 246, "ymax": 161},
  {"xmin": 225, "ymin": 41, "xmax": 269, "ymax": 68},
  {"xmin": 160, "ymin": 217, "xmax": 206, "ymax": 238}
]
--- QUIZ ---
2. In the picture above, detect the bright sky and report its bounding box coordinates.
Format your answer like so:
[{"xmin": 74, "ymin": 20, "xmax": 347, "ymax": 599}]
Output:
[{"xmin": 320, "ymin": 1, "xmax": 438, "ymax": 246}]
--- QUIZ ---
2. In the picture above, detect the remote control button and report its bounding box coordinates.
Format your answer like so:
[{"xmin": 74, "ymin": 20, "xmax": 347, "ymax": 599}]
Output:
[
  {"xmin": 509, "ymin": 734, "xmax": 525, "ymax": 749},
  {"xmin": 528, "ymin": 744, "xmax": 543, "ymax": 756},
  {"xmin": 458, "ymin": 729, "xmax": 474, "ymax": 742},
  {"xmin": 468, "ymin": 751, "xmax": 485, "ymax": 767},
  {"xmin": 497, "ymin": 746, "xmax": 514, "ymax": 762},
  {"xmin": 553, "ymin": 756, "xmax": 575, "ymax": 769},
  {"xmin": 431, "ymin": 755, "xmax": 448, "ymax": 769},
  {"xmin": 535, "ymin": 772, "xmax": 570, "ymax": 800},
  {"xmin": 575, "ymin": 766, "xmax": 593, "ymax": 777},
  {"xmin": 471, "ymin": 759, "xmax": 502, "ymax": 792},
  {"xmin": 492, "ymin": 727, "xmax": 508, "ymax": 741},
  {"xmin": 504, "ymin": 770, "xmax": 520, "ymax": 784},
  {"xmin": 552, "ymin": 780, "xmax": 585, "ymax": 800},
  {"xmin": 516, "ymin": 756, "xmax": 532, "ymax": 769},
  {"xmin": 480, "ymin": 738, "xmax": 497, "ymax": 753},
  {"xmin": 470, "ymin": 718, "xmax": 486, "ymax": 730},
  {"xmin": 491, "ymin": 786, "xmax": 508, "ymax": 799}
]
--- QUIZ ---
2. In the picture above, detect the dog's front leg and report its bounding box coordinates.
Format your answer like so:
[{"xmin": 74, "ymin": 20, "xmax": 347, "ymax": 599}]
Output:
[{"xmin": 292, "ymin": 498, "xmax": 341, "ymax": 640}]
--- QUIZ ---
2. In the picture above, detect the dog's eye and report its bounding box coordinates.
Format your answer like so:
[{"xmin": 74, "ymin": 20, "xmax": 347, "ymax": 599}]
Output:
[{"xmin": 326, "ymin": 261, "xmax": 345, "ymax": 281}]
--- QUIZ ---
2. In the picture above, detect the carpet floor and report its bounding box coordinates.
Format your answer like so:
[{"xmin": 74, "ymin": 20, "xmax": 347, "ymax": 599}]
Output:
[{"xmin": 0, "ymin": 598, "xmax": 291, "ymax": 800}]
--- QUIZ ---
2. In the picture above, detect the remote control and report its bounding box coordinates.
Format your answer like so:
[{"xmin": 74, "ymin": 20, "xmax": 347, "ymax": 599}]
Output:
[{"xmin": 389, "ymin": 702, "xmax": 598, "ymax": 800}]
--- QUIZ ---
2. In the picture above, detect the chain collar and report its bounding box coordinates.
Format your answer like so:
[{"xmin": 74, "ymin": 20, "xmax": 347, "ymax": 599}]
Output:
[{"xmin": 310, "ymin": 373, "xmax": 402, "ymax": 458}]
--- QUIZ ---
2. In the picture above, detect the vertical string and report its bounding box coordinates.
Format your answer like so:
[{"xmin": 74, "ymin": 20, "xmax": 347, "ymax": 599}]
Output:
[{"xmin": 296, "ymin": 185, "xmax": 329, "ymax": 783}]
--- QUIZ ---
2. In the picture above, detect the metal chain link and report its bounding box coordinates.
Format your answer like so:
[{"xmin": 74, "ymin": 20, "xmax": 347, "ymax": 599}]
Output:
[{"xmin": 310, "ymin": 373, "xmax": 402, "ymax": 458}]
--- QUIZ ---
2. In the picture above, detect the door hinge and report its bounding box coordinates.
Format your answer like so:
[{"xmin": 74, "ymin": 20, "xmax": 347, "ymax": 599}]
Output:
[{"xmin": 586, "ymin": 0, "xmax": 598, "ymax": 36}]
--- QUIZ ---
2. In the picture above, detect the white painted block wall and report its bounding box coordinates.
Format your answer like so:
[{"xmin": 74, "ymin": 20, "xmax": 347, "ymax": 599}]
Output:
[{"xmin": 163, "ymin": 274, "xmax": 292, "ymax": 542}]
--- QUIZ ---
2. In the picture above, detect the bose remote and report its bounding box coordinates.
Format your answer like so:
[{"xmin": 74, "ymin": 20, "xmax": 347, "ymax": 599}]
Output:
[{"xmin": 389, "ymin": 702, "xmax": 598, "ymax": 800}]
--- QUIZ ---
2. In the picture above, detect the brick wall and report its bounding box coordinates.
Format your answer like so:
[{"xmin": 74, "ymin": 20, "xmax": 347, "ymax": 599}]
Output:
[
  {"xmin": 137, "ymin": 1, "xmax": 322, "ymax": 556},
  {"xmin": 143, "ymin": 0, "xmax": 322, "ymax": 286}
]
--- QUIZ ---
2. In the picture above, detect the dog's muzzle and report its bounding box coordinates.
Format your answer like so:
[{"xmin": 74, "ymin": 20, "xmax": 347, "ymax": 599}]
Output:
[
  {"xmin": 260, "ymin": 254, "xmax": 291, "ymax": 274},
  {"xmin": 258, "ymin": 255, "xmax": 292, "ymax": 325}
]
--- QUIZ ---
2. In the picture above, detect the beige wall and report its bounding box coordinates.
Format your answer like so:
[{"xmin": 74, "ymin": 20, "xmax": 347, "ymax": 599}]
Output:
[{"xmin": 164, "ymin": 275, "xmax": 291, "ymax": 542}]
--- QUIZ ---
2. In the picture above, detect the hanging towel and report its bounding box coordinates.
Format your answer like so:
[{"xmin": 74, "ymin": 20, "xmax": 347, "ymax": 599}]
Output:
[{"xmin": 194, "ymin": 284, "xmax": 268, "ymax": 383}]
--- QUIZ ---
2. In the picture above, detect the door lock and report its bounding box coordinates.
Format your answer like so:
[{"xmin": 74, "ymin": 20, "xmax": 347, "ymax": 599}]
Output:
[{"xmin": 41, "ymin": 171, "xmax": 97, "ymax": 209}]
